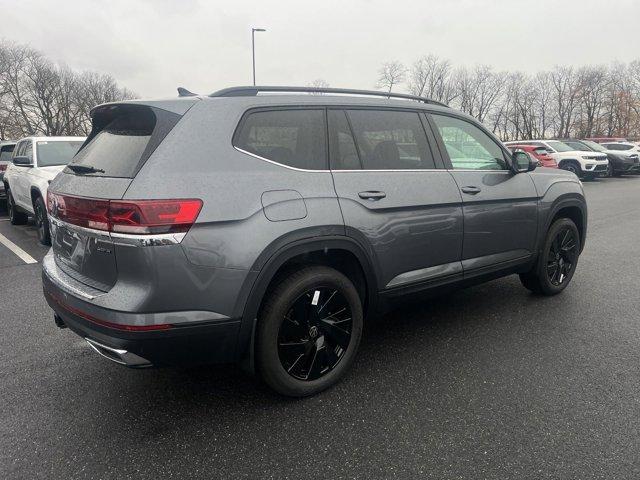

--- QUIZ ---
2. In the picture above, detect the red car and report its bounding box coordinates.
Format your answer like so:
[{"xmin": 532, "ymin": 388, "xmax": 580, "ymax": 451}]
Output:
[{"xmin": 507, "ymin": 144, "xmax": 557, "ymax": 168}]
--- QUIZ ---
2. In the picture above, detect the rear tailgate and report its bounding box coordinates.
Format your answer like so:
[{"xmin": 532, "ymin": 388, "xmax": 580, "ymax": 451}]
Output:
[{"xmin": 48, "ymin": 101, "xmax": 194, "ymax": 291}]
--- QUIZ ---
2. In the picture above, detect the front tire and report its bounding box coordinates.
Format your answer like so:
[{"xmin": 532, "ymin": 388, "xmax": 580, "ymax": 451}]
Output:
[
  {"xmin": 560, "ymin": 160, "xmax": 582, "ymax": 178},
  {"xmin": 7, "ymin": 188, "xmax": 28, "ymax": 225},
  {"xmin": 34, "ymin": 195, "xmax": 51, "ymax": 245},
  {"xmin": 519, "ymin": 218, "xmax": 581, "ymax": 296},
  {"xmin": 256, "ymin": 266, "xmax": 363, "ymax": 397}
]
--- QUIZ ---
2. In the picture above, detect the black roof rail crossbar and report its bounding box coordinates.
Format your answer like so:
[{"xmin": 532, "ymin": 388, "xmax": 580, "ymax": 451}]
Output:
[{"xmin": 209, "ymin": 86, "xmax": 448, "ymax": 107}]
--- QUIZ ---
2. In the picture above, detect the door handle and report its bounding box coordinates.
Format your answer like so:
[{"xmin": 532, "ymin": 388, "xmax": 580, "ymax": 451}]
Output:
[
  {"xmin": 461, "ymin": 186, "xmax": 481, "ymax": 195},
  {"xmin": 358, "ymin": 191, "xmax": 386, "ymax": 201}
]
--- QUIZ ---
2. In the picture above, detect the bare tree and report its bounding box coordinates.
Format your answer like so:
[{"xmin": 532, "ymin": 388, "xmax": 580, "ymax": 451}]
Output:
[
  {"xmin": 307, "ymin": 78, "xmax": 330, "ymax": 95},
  {"xmin": 407, "ymin": 54, "xmax": 454, "ymax": 102},
  {"xmin": 0, "ymin": 39, "xmax": 135, "ymax": 140},
  {"xmin": 376, "ymin": 61, "xmax": 406, "ymax": 94}
]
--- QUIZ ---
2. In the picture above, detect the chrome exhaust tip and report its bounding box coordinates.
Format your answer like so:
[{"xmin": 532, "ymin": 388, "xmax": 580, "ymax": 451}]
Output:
[{"xmin": 85, "ymin": 338, "xmax": 152, "ymax": 368}]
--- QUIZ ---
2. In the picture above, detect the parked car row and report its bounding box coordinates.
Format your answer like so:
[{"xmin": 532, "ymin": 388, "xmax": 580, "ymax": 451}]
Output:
[
  {"xmin": 0, "ymin": 85, "xmax": 613, "ymax": 397},
  {"xmin": 504, "ymin": 138, "xmax": 640, "ymax": 179}
]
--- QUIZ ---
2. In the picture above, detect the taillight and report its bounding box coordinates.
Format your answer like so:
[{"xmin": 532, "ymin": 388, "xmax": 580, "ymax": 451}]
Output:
[
  {"xmin": 0, "ymin": 164, "xmax": 6, "ymax": 172},
  {"xmin": 110, "ymin": 199, "xmax": 203, "ymax": 234},
  {"xmin": 47, "ymin": 192, "xmax": 202, "ymax": 235}
]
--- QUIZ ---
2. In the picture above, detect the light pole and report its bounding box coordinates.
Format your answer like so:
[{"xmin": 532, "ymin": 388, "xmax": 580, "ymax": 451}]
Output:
[{"xmin": 251, "ymin": 27, "xmax": 266, "ymax": 86}]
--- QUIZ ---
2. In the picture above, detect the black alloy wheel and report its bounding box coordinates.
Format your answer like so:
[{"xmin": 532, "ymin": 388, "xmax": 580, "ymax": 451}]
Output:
[
  {"xmin": 278, "ymin": 287, "xmax": 353, "ymax": 381},
  {"xmin": 7, "ymin": 188, "xmax": 27, "ymax": 225},
  {"xmin": 519, "ymin": 218, "xmax": 581, "ymax": 296},
  {"xmin": 546, "ymin": 227, "xmax": 578, "ymax": 286},
  {"xmin": 564, "ymin": 163, "xmax": 579, "ymax": 175},
  {"xmin": 256, "ymin": 266, "xmax": 363, "ymax": 397}
]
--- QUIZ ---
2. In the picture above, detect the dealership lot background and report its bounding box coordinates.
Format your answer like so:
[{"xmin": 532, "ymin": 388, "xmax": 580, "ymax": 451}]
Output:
[{"xmin": 2, "ymin": 177, "xmax": 639, "ymax": 478}]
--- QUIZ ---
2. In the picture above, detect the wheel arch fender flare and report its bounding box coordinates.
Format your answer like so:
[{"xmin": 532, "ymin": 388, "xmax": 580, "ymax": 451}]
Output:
[
  {"xmin": 538, "ymin": 193, "xmax": 587, "ymax": 254},
  {"xmin": 30, "ymin": 186, "xmax": 43, "ymax": 204},
  {"xmin": 235, "ymin": 234, "xmax": 379, "ymax": 363}
]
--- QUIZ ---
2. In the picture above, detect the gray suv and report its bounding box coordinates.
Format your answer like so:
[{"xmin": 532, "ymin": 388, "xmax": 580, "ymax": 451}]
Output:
[{"xmin": 43, "ymin": 86, "xmax": 587, "ymax": 397}]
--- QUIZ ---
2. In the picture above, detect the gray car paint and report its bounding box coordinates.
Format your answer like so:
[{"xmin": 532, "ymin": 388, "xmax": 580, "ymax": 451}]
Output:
[{"xmin": 44, "ymin": 93, "xmax": 587, "ymax": 363}]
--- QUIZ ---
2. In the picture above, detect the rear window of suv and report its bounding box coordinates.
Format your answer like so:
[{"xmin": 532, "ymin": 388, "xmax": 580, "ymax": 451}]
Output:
[
  {"xmin": 37, "ymin": 141, "xmax": 84, "ymax": 167},
  {"xmin": 70, "ymin": 108, "xmax": 155, "ymax": 177},
  {"xmin": 234, "ymin": 109, "xmax": 327, "ymax": 170}
]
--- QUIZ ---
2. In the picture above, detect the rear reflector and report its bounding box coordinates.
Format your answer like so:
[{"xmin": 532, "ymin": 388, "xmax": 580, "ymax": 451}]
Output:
[
  {"xmin": 47, "ymin": 192, "xmax": 202, "ymax": 235},
  {"xmin": 46, "ymin": 291, "xmax": 172, "ymax": 331}
]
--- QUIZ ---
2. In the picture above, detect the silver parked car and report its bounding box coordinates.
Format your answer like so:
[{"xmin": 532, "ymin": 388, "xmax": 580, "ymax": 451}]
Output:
[{"xmin": 43, "ymin": 86, "xmax": 587, "ymax": 396}]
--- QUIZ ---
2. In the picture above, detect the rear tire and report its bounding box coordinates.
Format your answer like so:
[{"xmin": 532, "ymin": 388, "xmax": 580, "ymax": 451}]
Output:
[
  {"xmin": 34, "ymin": 195, "xmax": 51, "ymax": 245},
  {"xmin": 7, "ymin": 188, "xmax": 27, "ymax": 225},
  {"xmin": 256, "ymin": 266, "xmax": 363, "ymax": 397},
  {"xmin": 519, "ymin": 218, "xmax": 581, "ymax": 296}
]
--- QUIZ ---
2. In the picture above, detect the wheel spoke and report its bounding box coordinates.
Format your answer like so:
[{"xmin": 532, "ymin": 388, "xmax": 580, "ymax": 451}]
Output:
[
  {"xmin": 319, "ymin": 318, "xmax": 351, "ymax": 349},
  {"xmin": 317, "ymin": 290, "xmax": 337, "ymax": 314},
  {"xmin": 306, "ymin": 344, "xmax": 327, "ymax": 380}
]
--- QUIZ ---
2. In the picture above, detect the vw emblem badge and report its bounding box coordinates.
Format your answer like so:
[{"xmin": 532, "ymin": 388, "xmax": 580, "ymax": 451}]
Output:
[{"xmin": 309, "ymin": 326, "xmax": 319, "ymax": 339}]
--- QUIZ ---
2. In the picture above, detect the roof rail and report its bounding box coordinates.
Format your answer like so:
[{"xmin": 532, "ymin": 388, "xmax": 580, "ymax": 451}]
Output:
[{"xmin": 209, "ymin": 86, "xmax": 449, "ymax": 107}]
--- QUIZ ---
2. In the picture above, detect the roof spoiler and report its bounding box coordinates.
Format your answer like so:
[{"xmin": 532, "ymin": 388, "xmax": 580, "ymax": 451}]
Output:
[{"xmin": 177, "ymin": 87, "xmax": 198, "ymax": 97}]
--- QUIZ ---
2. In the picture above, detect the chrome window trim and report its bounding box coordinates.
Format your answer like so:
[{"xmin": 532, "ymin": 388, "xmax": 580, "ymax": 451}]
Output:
[
  {"xmin": 332, "ymin": 168, "xmax": 446, "ymax": 173},
  {"xmin": 236, "ymin": 146, "xmax": 514, "ymax": 174},
  {"xmin": 234, "ymin": 146, "xmax": 330, "ymax": 172}
]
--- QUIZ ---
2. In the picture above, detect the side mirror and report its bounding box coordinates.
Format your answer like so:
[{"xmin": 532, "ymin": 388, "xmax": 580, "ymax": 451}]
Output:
[
  {"xmin": 511, "ymin": 151, "xmax": 535, "ymax": 173},
  {"xmin": 13, "ymin": 156, "xmax": 33, "ymax": 167}
]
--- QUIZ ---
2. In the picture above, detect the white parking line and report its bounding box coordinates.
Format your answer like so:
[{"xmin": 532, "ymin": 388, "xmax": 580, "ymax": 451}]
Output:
[{"xmin": 0, "ymin": 232, "xmax": 37, "ymax": 264}]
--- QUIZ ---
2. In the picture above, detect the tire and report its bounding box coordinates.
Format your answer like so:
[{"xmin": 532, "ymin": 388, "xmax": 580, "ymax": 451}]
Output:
[
  {"xmin": 560, "ymin": 160, "xmax": 582, "ymax": 179},
  {"xmin": 519, "ymin": 218, "xmax": 581, "ymax": 296},
  {"xmin": 34, "ymin": 195, "xmax": 51, "ymax": 245},
  {"xmin": 256, "ymin": 265, "xmax": 363, "ymax": 397},
  {"xmin": 7, "ymin": 187, "xmax": 28, "ymax": 225}
]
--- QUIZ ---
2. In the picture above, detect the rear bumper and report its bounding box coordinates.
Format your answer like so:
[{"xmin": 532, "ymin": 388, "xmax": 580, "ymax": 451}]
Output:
[{"xmin": 42, "ymin": 252, "xmax": 242, "ymax": 367}]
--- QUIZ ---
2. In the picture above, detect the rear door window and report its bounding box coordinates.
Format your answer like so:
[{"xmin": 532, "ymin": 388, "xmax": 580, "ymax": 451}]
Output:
[
  {"xmin": 345, "ymin": 109, "xmax": 435, "ymax": 170},
  {"xmin": 328, "ymin": 110, "xmax": 361, "ymax": 170},
  {"xmin": 234, "ymin": 109, "xmax": 327, "ymax": 170}
]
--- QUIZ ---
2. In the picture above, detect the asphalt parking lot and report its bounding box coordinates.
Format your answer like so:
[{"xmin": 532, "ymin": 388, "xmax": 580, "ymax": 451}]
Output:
[{"xmin": 1, "ymin": 176, "xmax": 640, "ymax": 480}]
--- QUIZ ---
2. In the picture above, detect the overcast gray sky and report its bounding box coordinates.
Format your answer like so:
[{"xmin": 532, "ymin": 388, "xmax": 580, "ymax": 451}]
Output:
[{"xmin": 1, "ymin": 0, "xmax": 639, "ymax": 98}]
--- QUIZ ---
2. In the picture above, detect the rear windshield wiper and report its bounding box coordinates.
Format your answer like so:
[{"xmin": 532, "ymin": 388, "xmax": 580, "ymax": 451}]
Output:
[{"xmin": 67, "ymin": 164, "xmax": 105, "ymax": 174}]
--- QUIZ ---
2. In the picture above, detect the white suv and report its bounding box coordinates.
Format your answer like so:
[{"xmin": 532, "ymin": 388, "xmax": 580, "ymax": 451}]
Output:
[
  {"xmin": 504, "ymin": 140, "xmax": 608, "ymax": 179},
  {"xmin": 3, "ymin": 136, "xmax": 85, "ymax": 244},
  {"xmin": 600, "ymin": 141, "xmax": 640, "ymax": 157}
]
